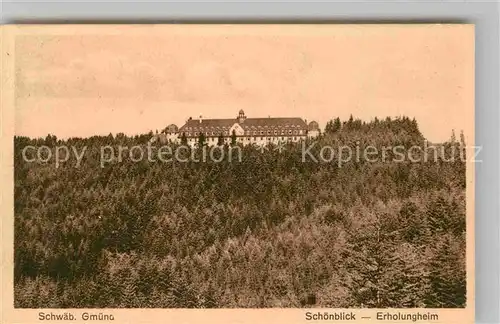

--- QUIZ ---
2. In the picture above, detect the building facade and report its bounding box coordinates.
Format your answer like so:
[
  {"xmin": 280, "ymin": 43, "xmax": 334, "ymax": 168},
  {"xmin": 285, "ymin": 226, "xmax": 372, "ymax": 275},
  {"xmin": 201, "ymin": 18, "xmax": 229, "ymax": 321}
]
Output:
[{"xmin": 157, "ymin": 110, "xmax": 320, "ymax": 147}]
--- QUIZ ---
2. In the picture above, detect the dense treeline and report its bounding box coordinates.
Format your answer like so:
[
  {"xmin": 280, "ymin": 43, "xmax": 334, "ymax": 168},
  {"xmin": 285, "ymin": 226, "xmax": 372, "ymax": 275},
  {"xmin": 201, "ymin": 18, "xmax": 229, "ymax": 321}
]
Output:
[{"xmin": 14, "ymin": 116, "xmax": 467, "ymax": 308}]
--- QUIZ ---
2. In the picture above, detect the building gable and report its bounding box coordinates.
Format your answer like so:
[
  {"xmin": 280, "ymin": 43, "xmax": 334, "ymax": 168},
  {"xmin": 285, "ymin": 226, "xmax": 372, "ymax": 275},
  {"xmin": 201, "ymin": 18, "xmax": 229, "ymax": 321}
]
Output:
[
  {"xmin": 229, "ymin": 123, "xmax": 245, "ymax": 136},
  {"xmin": 176, "ymin": 112, "xmax": 314, "ymax": 139}
]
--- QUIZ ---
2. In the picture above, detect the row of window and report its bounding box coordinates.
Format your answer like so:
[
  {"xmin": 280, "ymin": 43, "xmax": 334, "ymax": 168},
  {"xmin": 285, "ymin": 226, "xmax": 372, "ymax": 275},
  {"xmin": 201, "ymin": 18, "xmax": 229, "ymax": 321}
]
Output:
[
  {"xmin": 184, "ymin": 129, "xmax": 304, "ymax": 137},
  {"xmin": 185, "ymin": 124, "xmax": 304, "ymax": 131},
  {"xmin": 187, "ymin": 136, "xmax": 303, "ymax": 142}
]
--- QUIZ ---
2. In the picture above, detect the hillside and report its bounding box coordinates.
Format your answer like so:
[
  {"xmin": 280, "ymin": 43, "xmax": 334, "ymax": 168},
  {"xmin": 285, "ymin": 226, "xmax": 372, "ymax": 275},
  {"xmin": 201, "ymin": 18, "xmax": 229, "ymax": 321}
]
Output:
[{"xmin": 13, "ymin": 116, "xmax": 467, "ymax": 308}]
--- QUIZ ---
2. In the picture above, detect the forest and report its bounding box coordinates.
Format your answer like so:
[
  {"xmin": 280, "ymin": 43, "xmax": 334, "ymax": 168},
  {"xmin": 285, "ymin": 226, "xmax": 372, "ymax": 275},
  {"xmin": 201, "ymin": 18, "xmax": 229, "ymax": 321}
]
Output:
[{"xmin": 14, "ymin": 115, "xmax": 467, "ymax": 308}]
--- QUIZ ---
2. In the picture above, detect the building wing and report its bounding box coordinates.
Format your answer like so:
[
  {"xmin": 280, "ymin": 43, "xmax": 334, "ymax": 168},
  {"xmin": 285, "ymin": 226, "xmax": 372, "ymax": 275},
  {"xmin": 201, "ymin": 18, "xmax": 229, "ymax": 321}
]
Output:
[{"xmin": 179, "ymin": 116, "xmax": 308, "ymax": 137}]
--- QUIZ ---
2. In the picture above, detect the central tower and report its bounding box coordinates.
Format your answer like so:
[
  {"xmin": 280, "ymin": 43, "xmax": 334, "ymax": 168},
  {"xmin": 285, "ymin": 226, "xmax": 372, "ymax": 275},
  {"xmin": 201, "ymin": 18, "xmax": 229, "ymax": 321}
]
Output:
[{"xmin": 238, "ymin": 109, "xmax": 246, "ymax": 124}]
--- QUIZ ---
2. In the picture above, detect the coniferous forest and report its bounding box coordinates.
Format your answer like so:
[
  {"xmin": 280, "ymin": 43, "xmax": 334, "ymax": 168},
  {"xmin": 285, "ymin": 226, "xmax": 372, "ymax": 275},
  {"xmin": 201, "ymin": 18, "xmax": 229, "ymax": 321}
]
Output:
[{"xmin": 14, "ymin": 116, "xmax": 467, "ymax": 308}]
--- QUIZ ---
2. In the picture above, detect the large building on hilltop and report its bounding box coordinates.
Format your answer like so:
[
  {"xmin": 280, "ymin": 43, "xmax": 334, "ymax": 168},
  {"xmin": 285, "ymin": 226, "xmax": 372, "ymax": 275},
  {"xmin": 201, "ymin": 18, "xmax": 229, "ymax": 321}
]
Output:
[{"xmin": 157, "ymin": 110, "xmax": 320, "ymax": 146}]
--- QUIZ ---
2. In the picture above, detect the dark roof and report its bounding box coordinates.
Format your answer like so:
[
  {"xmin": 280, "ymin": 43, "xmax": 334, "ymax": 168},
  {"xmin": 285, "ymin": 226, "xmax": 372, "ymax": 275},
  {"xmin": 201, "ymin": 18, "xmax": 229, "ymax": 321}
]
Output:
[
  {"xmin": 243, "ymin": 118, "xmax": 307, "ymax": 128},
  {"xmin": 179, "ymin": 117, "xmax": 307, "ymax": 132},
  {"xmin": 165, "ymin": 124, "xmax": 179, "ymax": 132},
  {"xmin": 180, "ymin": 119, "xmax": 235, "ymax": 131},
  {"xmin": 308, "ymin": 121, "xmax": 320, "ymax": 131}
]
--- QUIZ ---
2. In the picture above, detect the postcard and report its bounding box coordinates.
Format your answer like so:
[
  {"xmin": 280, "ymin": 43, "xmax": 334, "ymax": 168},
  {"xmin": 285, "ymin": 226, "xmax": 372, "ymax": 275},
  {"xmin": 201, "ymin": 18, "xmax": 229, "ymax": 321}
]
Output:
[{"xmin": 1, "ymin": 24, "xmax": 475, "ymax": 324}]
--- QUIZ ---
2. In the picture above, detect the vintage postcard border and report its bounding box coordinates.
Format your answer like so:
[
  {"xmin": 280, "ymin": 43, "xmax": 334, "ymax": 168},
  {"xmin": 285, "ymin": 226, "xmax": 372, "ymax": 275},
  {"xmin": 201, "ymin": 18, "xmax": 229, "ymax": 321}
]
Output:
[{"xmin": 1, "ymin": 24, "xmax": 475, "ymax": 324}]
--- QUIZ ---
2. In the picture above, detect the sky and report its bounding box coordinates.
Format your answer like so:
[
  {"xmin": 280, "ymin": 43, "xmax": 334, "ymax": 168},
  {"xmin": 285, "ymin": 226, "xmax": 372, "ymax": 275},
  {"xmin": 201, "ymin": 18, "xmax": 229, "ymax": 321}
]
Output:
[{"xmin": 14, "ymin": 24, "xmax": 474, "ymax": 142}]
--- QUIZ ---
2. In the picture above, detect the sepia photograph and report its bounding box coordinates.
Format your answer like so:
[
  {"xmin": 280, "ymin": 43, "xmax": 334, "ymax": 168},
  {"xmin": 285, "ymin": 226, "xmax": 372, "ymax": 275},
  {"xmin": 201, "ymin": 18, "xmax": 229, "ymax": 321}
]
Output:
[{"xmin": 2, "ymin": 24, "xmax": 474, "ymax": 322}]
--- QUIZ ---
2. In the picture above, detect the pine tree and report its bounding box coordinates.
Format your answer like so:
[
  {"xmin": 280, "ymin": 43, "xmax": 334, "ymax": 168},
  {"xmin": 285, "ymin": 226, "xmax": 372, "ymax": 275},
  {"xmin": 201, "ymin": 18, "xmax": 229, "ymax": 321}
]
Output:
[
  {"xmin": 345, "ymin": 114, "xmax": 354, "ymax": 130},
  {"xmin": 426, "ymin": 195, "xmax": 451, "ymax": 234},
  {"xmin": 398, "ymin": 201, "xmax": 427, "ymax": 244},
  {"xmin": 181, "ymin": 132, "xmax": 188, "ymax": 145},
  {"xmin": 425, "ymin": 235, "xmax": 466, "ymax": 307},
  {"xmin": 334, "ymin": 117, "xmax": 341, "ymax": 132},
  {"xmin": 231, "ymin": 130, "xmax": 237, "ymax": 146},
  {"xmin": 324, "ymin": 120, "xmax": 334, "ymax": 134},
  {"xmin": 379, "ymin": 243, "xmax": 430, "ymax": 307},
  {"xmin": 325, "ymin": 118, "xmax": 342, "ymax": 134},
  {"xmin": 341, "ymin": 212, "xmax": 392, "ymax": 307},
  {"xmin": 459, "ymin": 130, "xmax": 466, "ymax": 147},
  {"xmin": 450, "ymin": 129, "xmax": 457, "ymax": 143}
]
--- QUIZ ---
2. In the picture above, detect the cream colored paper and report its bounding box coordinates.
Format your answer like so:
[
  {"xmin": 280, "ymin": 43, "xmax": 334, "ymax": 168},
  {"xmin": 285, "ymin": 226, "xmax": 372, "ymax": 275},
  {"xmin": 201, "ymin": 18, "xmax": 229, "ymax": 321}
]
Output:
[{"xmin": 1, "ymin": 24, "xmax": 474, "ymax": 324}]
